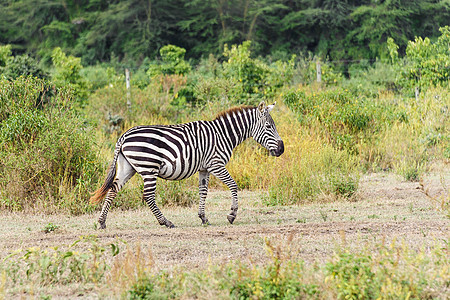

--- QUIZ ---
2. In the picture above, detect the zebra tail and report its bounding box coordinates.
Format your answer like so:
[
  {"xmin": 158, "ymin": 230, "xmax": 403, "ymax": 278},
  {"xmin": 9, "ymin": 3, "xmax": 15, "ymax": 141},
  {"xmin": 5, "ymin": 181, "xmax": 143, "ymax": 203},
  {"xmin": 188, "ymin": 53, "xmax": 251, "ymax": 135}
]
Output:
[{"xmin": 89, "ymin": 137, "xmax": 123, "ymax": 205}]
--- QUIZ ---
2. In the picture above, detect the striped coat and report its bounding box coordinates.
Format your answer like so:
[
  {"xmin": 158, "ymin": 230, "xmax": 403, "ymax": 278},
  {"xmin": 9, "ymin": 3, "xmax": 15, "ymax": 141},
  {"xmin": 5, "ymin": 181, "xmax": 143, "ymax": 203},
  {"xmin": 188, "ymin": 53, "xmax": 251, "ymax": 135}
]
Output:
[{"xmin": 90, "ymin": 101, "xmax": 284, "ymax": 228}]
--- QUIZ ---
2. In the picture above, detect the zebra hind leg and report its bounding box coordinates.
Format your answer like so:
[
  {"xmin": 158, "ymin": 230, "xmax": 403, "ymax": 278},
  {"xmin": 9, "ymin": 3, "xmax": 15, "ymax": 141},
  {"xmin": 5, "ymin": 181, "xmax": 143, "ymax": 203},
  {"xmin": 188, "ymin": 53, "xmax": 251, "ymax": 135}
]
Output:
[
  {"xmin": 198, "ymin": 170, "xmax": 210, "ymax": 225},
  {"xmin": 142, "ymin": 175, "xmax": 175, "ymax": 228},
  {"xmin": 98, "ymin": 153, "xmax": 136, "ymax": 229}
]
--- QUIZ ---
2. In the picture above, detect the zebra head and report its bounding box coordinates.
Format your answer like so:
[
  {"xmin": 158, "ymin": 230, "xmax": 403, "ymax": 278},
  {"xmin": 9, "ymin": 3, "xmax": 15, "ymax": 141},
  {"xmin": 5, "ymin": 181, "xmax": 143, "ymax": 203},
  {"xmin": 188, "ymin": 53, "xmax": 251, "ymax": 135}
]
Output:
[{"xmin": 252, "ymin": 101, "xmax": 284, "ymax": 157}]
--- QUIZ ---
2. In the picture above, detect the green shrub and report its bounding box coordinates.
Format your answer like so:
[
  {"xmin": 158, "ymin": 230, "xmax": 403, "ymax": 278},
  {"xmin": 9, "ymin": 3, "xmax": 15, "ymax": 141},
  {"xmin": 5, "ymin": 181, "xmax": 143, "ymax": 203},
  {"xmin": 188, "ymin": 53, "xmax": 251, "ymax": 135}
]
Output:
[
  {"xmin": 343, "ymin": 61, "xmax": 397, "ymax": 96},
  {"xmin": 0, "ymin": 45, "xmax": 11, "ymax": 67},
  {"xmin": 266, "ymin": 144, "xmax": 359, "ymax": 205},
  {"xmin": 325, "ymin": 242, "xmax": 445, "ymax": 300},
  {"xmin": 43, "ymin": 222, "xmax": 59, "ymax": 233},
  {"xmin": 231, "ymin": 240, "xmax": 319, "ymax": 299},
  {"xmin": 51, "ymin": 47, "xmax": 89, "ymax": 102},
  {"xmin": 388, "ymin": 26, "xmax": 450, "ymax": 94},
  {"xmin": 1, "ymin": 54, "xmax": 48, "ymax": 80},
  {"xmin": 127, "ymin": 277, "xmax": 155, "ymax": 299},
  {"xmin": 326, "ymin": 252, "xmax": 376, "ymax": 299},
  {"xmin": 147, "ymin": 45, "xmax": 191, "ymax": 77},
  {"xmin": 283, "ymin": 88, "xmax": 408, "ymax": 153},
  {"xmin": 0, "ymin": 76, "xmax": 100, "ymax": 213}
]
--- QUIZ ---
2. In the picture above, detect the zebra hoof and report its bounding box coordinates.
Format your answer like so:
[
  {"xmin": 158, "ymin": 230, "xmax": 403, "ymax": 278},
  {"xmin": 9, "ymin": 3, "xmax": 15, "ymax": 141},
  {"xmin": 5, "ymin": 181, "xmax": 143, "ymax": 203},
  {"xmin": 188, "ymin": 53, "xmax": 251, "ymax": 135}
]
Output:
[
  {"xmin": 99, "ymin": 222, "xmax": 106, "ymax": 230},
  {"xmin": 199, "ymin": 215, "xmax": 210, "ymax": 226},
  {"xmin": 165, "ymin": 220, "xmax": 175, "ymax": 228},
  {"xmin": 227, "ymin": 214, "xmax": 236, "ymax": 224}
]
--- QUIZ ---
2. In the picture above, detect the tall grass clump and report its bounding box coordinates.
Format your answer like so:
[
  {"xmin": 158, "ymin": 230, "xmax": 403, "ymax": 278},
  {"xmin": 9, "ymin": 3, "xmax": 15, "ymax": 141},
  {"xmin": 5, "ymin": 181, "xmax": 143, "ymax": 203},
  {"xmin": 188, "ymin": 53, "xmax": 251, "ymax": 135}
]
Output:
[
  {"xmin": 325, "ymin": 240, "xmax": 449, "ymax": 299},
  {"xmin": 361, "ymin": 87, "xmax": 449, "ymax": 180},
  {"xmin": 0, "ymin": 76, "xmax": 100, "ymax": 213},
  {"xmin": 222, "ymin": 106, "xmax": 360, "ymax": 205},
  {"xmin": 283, "ymin": 85, "xmax": 449, "ymax": 181}
]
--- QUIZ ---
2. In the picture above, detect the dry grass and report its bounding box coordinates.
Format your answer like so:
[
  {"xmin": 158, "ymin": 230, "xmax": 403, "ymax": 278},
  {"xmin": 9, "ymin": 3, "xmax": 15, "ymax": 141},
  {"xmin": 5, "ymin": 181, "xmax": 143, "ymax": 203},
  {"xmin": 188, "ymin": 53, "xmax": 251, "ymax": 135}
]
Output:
[{"xmin": 0, "ymin": 170, "xmax": 448, "ymax": 298}]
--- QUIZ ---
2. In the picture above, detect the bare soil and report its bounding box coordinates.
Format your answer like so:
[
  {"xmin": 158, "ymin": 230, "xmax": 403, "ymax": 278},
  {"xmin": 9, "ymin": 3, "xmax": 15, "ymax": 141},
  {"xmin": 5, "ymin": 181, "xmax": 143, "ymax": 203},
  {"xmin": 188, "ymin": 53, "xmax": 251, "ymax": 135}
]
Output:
[{"xmin": 0, "ymin": 170, "xmax": 448, "ymax": 273}]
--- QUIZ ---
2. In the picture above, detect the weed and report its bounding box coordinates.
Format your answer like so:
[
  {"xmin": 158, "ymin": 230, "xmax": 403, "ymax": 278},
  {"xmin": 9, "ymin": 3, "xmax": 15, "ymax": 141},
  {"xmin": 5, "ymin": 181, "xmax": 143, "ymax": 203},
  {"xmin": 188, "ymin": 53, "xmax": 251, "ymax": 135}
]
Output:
[
  {"xmin": 42, "ymin": 223, "xmax": 59, "ymax": 233},
  {"xmin": 230, "ymin": 239, "xmax": 319, "ymax": 299},
  {"xmin": 127, "ymin": 277, "xmax": 155, "ymax": 299},
  {"xmin": 1, "ymin": 235, "xmax": 122, "ymax": 286},
  {"xmin": 325, "ymin": 241, "xmax": 449, "ymax": 299},
  {"xmin": 319, "ymin": 210, "xmax": 328, "ymax": 222}
]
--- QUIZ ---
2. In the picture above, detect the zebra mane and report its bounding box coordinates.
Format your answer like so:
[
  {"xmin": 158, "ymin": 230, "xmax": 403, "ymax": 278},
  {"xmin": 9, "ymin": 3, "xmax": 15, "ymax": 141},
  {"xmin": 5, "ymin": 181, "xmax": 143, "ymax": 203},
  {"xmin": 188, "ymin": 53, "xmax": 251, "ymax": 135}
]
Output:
[{"xmin": 214, "ymin": 105, "xmax": 254, "ymax": 120}]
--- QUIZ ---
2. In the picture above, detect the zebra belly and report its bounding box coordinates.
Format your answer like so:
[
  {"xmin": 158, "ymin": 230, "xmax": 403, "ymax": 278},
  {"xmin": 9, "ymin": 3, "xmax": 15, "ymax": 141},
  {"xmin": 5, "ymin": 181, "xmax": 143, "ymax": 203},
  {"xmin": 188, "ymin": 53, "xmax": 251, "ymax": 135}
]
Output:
[{"xmin": 157, "ymin": 157, "xmax": 200, "ymax": 180}]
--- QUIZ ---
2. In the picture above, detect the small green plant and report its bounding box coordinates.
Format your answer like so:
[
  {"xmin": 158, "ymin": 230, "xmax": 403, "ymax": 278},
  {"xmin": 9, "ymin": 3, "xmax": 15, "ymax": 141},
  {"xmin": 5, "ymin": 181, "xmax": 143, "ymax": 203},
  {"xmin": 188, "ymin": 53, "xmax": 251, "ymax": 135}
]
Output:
[
  {"xmin": 319, "ymin": 210, "xmax": 328, "ymax": 222},
  {"xmin": 127, "ymin": 277, "xmax": 155, "ymax": 299},
  {"xmin": 326, "ymin": 251, "xmax": 377, "ymax": 299},
  {"xmin": 230, "ymin": 239, "xmax": 319, "ymax": 299},
  {"xmin": 326, "ymin": 240, "xmax": 450, "ymax": 299},
  {"xmin": 43, "ymin": 223, "xmax": 59, "ymax": 233}
]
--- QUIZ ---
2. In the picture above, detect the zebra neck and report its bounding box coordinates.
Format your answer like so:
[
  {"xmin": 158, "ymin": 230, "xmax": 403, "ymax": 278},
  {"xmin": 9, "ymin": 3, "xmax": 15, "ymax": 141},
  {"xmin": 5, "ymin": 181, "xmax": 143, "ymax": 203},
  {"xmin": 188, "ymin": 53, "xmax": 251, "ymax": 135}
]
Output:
[{"xmin": 211, "ymin": 108, "xmax": 255, "ymax": 149}]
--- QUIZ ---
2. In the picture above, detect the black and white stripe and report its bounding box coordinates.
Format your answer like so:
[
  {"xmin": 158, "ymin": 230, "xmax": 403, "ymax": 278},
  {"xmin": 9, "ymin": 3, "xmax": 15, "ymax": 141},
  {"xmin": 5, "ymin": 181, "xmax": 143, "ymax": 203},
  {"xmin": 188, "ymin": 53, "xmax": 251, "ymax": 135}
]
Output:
[{"xmin": 91, "ymin": 101, "xmax": 284, "ymax": 228}]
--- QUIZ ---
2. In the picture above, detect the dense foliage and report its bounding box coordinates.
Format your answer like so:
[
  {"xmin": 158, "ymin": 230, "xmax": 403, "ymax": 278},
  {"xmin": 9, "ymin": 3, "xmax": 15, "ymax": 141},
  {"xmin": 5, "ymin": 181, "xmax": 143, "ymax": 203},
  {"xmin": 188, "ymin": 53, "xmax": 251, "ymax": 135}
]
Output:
[
  {"xmin": 0, "ymin": 0, "xmax": 449, "ymax": 66},
  {"xmin": 0, "ymin": 76, "xmax": 99, "ymax": 213}
]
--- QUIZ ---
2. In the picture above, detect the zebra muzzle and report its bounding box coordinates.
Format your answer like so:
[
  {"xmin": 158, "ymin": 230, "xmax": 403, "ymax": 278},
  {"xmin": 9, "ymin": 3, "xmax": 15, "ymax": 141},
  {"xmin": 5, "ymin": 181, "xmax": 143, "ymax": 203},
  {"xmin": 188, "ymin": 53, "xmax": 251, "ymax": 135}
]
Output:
[{"xmin": 270, "ymin": 140, "xmax": 284, "ymax": 157}]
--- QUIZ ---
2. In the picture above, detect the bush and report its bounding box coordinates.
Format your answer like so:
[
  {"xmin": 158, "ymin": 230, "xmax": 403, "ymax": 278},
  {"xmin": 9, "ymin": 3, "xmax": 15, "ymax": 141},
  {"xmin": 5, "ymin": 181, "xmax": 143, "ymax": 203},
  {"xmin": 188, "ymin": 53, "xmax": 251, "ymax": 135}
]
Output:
[
  {"xmin": 0, "ymin": 76, "xmax": 100, "ymax": 213},
  {"xmin": 147, "ymin": 45, "xmax": 191, "ymax": 77},
  {"xmin": 51, "ymin": 47, "xmax": 89, "ymax": 102},
  {"xmin": 192, "ymin": 41, "xmax": 297, "ymax": 105},
  {"xmin": 283, "ymin": 88, "xmax": 407, "ymax": 153},
  {"xmin": 266, "ymin": 143, "xmax": 359, "ymax": 205},
  {"xmin": 1, "ymin": 54, "xmax": 48, "ymax": 80},
  {"xmin": 388, "ymin": 26, "xmax": 450, "ymax": 94},
  {"xmin": 127, "ymin": 278, "xmax": 156, "ymax": 299},
  {"xmin": 231, "ymin": 240, "xmax": 319, "ymax": 299}
]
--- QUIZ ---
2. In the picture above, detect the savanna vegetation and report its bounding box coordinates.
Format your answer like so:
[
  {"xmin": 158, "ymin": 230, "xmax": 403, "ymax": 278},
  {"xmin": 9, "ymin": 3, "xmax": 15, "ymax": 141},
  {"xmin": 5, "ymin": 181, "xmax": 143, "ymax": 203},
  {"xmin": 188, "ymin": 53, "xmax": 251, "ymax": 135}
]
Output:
[{"xmin": 0, "ymin": 1, "xmax": 449, "ymax": 298}]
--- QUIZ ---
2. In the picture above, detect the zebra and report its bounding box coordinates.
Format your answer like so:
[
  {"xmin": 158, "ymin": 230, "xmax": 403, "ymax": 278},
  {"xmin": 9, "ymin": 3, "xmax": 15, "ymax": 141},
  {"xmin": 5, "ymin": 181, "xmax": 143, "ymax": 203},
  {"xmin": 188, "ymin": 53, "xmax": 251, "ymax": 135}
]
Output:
[{"xmin": 90, "ymin": 101, "xmax": 284, "ymax": 228}]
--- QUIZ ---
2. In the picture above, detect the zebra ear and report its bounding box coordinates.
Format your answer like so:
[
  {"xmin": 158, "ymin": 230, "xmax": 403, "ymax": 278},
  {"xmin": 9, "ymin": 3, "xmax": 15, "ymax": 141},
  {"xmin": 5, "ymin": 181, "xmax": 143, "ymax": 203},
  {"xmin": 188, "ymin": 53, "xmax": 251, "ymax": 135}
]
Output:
[
  {"xmin": 258, "ymin": 101, "xmax": 266, "ymax": 112},
  {"xmin": 267, "ymin": 101, "xmax": 276, "ymax": 112}
]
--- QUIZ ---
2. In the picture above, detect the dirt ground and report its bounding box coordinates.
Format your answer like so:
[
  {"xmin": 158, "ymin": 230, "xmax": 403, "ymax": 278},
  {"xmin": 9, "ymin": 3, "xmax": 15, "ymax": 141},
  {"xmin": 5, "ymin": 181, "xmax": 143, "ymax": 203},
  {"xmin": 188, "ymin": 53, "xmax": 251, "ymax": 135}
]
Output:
[{"xmin": 0, "ymin": 169, "xmax": 448, "ymax": 274}]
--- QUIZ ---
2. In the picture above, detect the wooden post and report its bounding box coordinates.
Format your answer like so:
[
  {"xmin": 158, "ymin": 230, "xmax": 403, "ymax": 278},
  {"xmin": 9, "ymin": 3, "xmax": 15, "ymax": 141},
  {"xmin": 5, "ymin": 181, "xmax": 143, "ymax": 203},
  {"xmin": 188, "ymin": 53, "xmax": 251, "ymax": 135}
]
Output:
[
  {"xmin": 316, "ymin": 61, "xmax": 322, "ymax": 83},
  {"xmin": 125, "ymin": 68, "xmax": 131, "ymax": 110}
]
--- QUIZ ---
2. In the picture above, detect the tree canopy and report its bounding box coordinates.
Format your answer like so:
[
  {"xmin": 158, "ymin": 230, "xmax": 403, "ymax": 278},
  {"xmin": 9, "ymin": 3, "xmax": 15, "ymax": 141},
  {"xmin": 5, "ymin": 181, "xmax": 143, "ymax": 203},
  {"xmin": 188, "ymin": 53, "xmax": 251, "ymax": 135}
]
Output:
[{"xmin": 0, "ymin": 0, "xmax": 449, "ymax": 65}]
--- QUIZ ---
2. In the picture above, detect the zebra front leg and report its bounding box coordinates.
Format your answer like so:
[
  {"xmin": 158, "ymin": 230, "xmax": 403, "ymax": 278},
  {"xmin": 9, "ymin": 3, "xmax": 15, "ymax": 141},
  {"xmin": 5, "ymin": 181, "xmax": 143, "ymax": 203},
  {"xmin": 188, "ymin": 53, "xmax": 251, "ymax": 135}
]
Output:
[
  {"xmin": 198, "ymin": 170, "xmax": 210, "ymax": 225},
  {"xmin": 210, "ymin": 167, "xmax": 239, "ymax": 224},
  {"xmin": 142, "ymin": 175, "xmax": 175, "ymax": 228}
]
